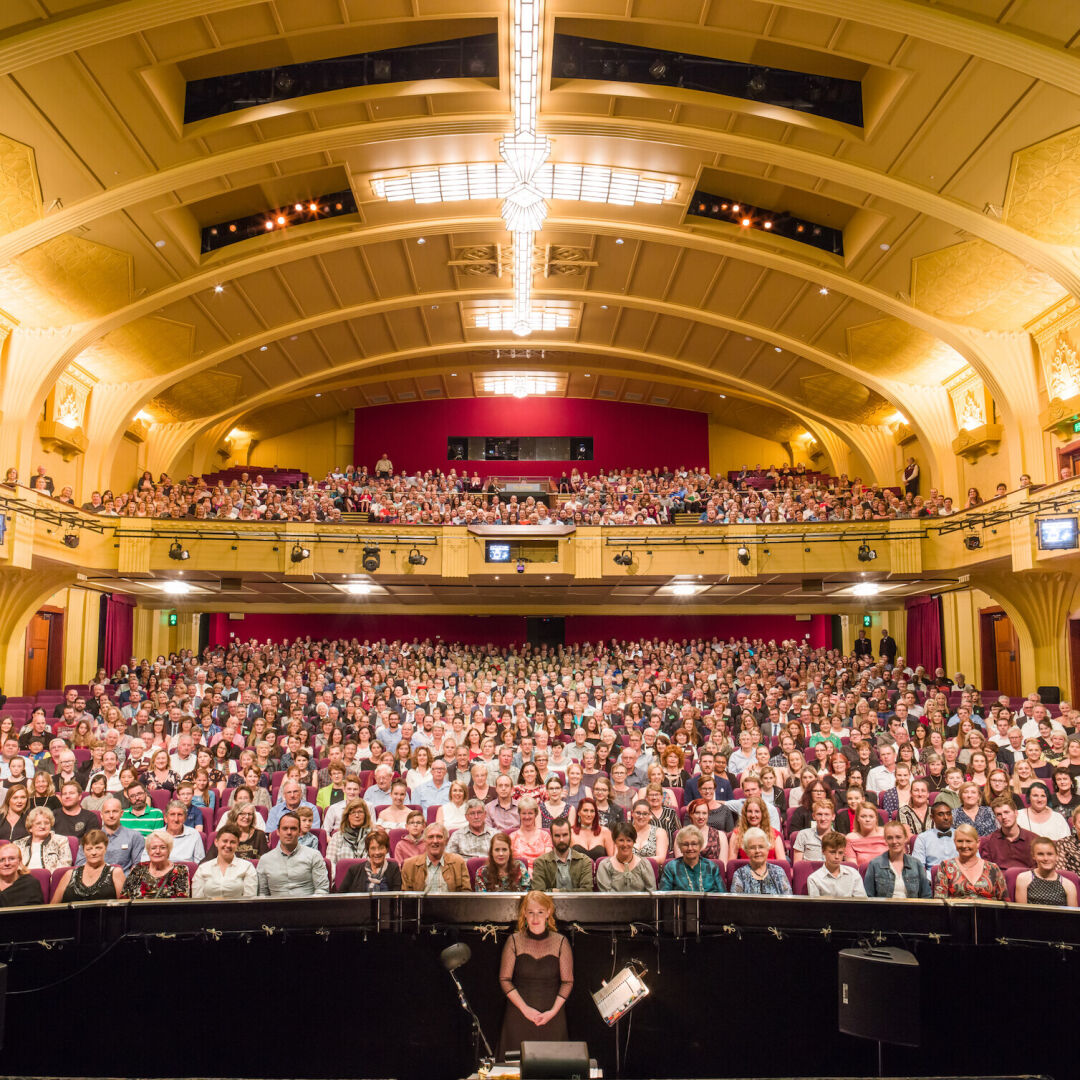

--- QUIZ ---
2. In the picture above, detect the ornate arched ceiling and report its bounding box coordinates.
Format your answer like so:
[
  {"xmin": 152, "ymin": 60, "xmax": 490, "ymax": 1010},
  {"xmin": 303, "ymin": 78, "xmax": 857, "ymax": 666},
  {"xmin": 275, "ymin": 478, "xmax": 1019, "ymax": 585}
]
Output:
[{"xmin": 0, "ymin": 0, "xmax": 1078, "ymax": 490}]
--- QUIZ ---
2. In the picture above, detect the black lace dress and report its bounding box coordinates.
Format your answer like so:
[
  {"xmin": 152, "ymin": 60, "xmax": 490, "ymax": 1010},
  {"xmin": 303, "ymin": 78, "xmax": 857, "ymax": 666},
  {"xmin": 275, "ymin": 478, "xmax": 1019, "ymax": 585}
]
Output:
[{"xmin": 497, "ymin": 929, "xmax": 574, "ymax": 1060}]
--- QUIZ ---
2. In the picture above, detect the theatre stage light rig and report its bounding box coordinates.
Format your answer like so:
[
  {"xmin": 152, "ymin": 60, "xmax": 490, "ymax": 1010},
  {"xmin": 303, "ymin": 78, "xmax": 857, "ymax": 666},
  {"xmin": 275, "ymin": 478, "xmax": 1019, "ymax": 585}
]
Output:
[
  {"xmin": 290, "ymin": 543, "xmax": 311, "ymax": 563},
  {"xmin": 407, "ymin": 546, "xmax": 427, "ymax": 566},
  {"xmin": 168, "ymin": 540, "xmax": 190, "ymax": 561},
  {"xmin": 363, "ymin": 546, "xmax": 381, "ymax": 572},
  {"xmin": 963, "ymin": 534, "xmax": 982, "ymax": 551},
  {"xmin": 62, "ymin": 532, "xmax": 80, "ymax": 548},
  {"xmin": 857, "ymin": 542, "xmax": 877, "ymax": 562},
  {"xmin": 736, "ymin": 546, "xmax": 751, "ymax": 565},
  {"xmin": 613, "ymin": 549, "xmax": 634, "ymax": 567}
]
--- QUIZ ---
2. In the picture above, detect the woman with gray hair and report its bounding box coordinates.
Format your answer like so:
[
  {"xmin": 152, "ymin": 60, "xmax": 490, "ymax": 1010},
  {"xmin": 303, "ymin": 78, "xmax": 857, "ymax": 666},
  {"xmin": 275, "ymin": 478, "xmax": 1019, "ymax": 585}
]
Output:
[
  {"xmin": 730, "ymin": 827, "xmax": 792, "ymax": 895},
  {"xmin": 14, "ymin": 806, "xmax": 71, "ymax": 870},
  {"xmin": 660, "ymin": 825, "xmax": 725, "ymax": 892},
  {"xmin": 121, "ymin": 830, "xmax": 190, "ymax": 898}
]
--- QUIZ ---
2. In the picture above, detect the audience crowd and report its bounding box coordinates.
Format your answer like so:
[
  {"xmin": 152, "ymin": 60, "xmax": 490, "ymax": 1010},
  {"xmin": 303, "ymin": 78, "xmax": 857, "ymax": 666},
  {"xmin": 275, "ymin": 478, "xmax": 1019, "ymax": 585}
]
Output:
[
  {"xmin": 7, "ymin": 459, "xmax": 977, "ymax": 526},
  {"xmin": 1, "ymin": 632, "xmax": 1078, "ymax": 908}
]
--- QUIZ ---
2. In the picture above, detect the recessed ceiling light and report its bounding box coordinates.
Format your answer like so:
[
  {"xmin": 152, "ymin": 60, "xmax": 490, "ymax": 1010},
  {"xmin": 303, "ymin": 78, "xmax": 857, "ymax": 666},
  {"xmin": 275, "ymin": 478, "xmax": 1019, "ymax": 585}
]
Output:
[
  {"xmin": 774, "ymin": 346, "xmax": 782, "ymax": 352},
  {"xmin": 584, "ymin": 373, "xmax": 591, "ymax": 378},
  {"xmin": 259, "ymin": 345, "xmax": 268, "ymax": 352},
  {"xmin": 717, "ymin": 393, "xmax": 726, "ymax": 398},
  {"xmin": 160, "ymin": 581, "xmax": 191, "ymax": 594},
  {"xmin": 671, "ymin": 583, "xmax": 697, "ymax": 596},
  {"xmin": 819, "ymin": 286, "xmax": 829, "ymax": 295},
  {"xmin": 154, "ymin": 239, "xmax": 166, "ymax": 248},
  {"xmin": 450, "ymin": 372, "xmax": 457, "ymax": 377},
  {"xmin": 416, "ymin": 237, "xmax": 426, "ymax": 245},
  {"xmin": 852, "ymin": 582, "xmax": 881, "ymax": 596},
  {"xmin": 213, "ymin": 284, "xmax": 224, "ymax": 294},
  {"xmin": 342, "ymin": 582, "xmax": 372, "ymax": 595},
  {"xmin": 315, "ymin": 393, "xmax": 321, "ymax": 398},
  {"xmin": 614, "ymin": 238, "xmax": 624, "ymax": 245},
  {"xmin": 601, "ymin": 305, "xmax": 608, "ymax": 310},
  {"xmin": 879, "ymin": 242, "xmax": 891, "ymax": 251}
]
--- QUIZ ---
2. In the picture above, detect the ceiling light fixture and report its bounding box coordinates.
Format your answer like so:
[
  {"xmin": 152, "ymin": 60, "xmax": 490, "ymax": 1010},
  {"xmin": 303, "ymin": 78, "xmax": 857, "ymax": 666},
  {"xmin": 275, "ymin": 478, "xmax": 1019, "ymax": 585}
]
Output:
[
  {"xmin": 819, "ymin": 286, "xmax": 829, "ymax": 295},
  {"xmin": 362, "ymin": 546, "xmax": 381, "ymax": 572},
  {"xmin": 852, "ymin": 582, "xmax": 880, "ymax": 596},
  {"xmin": 62, "ymin": 532, "xmax": 80, "ymax": 548},
  {"xmin": 160, "ymin": 580, "xmax": 192, "ymax": 595},
  {"xmin": 736, "ymin": 546, "xmax": 751, "ymax": 566},
  {"xmin": 213, "ymin": 284, "xmax": 224, "ymax": 294},
  {"xmin": 408, "ymin": 546, "xmax": 428, "ymax": 565},
  {"xmin": 342, "ymin": 582, "xmax": 373, "ymax": 595},
  {"xmin": 613, "ymin": 548, "xmax": 634, "ymax": 566},
  {"xmin": 290, "ymin": 543, "xmax": 311, "ymax": 563},
  {"xmin": 671, "ymin": 583, "xmax": 697, "ymax": 596},
  {"xmin": 168, "ymin": 540, "xmax": 190, "ymax": 562},
  {"xmin": 857, "ymin": 542, "xmax": 877, "ymax": 562}
]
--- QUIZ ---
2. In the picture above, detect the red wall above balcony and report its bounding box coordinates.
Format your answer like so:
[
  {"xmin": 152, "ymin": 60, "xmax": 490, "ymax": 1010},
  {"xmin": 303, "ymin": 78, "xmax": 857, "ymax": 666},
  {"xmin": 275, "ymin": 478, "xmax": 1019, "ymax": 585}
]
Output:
[{"xmin": 352, "ymin": 397, "xmax": 708, "ymax": 478}]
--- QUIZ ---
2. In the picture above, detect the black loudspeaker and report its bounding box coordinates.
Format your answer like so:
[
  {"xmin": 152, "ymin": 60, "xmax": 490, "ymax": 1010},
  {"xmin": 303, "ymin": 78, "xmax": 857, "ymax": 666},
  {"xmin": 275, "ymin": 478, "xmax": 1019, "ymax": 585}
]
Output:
[
  {"xmin": 520, "ymin": 1041, "xmax": 590, "ymax": 1080},
  {"xmin": 1038, "ymin": 685, "xmax": 1061, "ymax": 705},
  {"xmin": 837, "ymin": 947, "xmax": 919, "ymax": 1047}
]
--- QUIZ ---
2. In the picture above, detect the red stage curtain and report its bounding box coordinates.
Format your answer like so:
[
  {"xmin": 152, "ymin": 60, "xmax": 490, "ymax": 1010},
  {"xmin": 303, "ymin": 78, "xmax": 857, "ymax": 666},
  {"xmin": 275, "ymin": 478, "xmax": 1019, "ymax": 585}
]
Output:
[{"xmin": 905, "ymin": 595, "xmax": 942, "ymax": 673}]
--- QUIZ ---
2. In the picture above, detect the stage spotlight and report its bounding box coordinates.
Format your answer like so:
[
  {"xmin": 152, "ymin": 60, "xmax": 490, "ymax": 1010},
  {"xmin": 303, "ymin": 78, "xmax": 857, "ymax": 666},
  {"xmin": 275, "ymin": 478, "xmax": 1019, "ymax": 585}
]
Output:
[
  {"xmin": 736, "ymin": 546, "xmax": 750, "ymax": 565},
  {"xmin": 648, "ymin": 57, "xmax": 667, "ymax": 80},
  {"xmin": 407, "ymin": 546, "xmax": 427, "ymax": 566},
  {"xmin": 516, "ymin": 561, "xmax": 526, "ymax": 574},
  {"xmin": 857, "ymin": 542, "xmax": 877, "ymax": 562},
  {"xmin": 291, "ymin": 543, "xmax": 310, "ymax": 563},
  {"xmin": 168, "ymin": 540, "xmax": 189, "ymax": 561},
  {"xmin": 363, "ymin": 545, "xmax": 381, "ymax": 572},
  {"xmin": 372, "ymin": 58, "xmax": 392, "ymax": 81},
  {"xmin": 963, "ymin": 534, "xmax": 982, "ymax": 551},
  {"xmin": 613, "ymin": 549, "xmax": 634, "ymax": 567},
  {"xmin": 62, "ymin": 532, "xmax": 80, "ymax": 549}
]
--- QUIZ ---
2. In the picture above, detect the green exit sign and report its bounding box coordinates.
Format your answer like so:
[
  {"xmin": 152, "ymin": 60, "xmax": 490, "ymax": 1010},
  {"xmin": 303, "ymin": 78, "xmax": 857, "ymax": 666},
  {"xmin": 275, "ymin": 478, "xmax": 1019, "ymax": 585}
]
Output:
[
  {"xmin": 1073, "ymin": 419, "xmax": 1080, "ymax": 433},
  {"xmin": 862, "ymin": 615, "xmax": 872, "ymax": 627},
  {"xmin": 168, "ymin": 612, "xmax": 178, "ymax": 627}
]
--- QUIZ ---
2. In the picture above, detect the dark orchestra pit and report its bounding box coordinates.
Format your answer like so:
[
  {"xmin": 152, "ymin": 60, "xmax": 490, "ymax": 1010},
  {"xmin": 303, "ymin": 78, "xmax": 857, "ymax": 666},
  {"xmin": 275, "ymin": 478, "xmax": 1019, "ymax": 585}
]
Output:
[{"xmin": 0, "ymin": 894, "xmax": 1075, "ymax": 1080}]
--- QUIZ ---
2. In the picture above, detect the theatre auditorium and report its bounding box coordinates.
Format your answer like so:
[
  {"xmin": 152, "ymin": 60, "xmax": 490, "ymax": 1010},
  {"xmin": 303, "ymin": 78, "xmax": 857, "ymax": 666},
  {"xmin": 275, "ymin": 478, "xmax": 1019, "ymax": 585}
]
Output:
[{"xmin": 0, "ymin": 2, "xmax": 1079, "ymax": 1080}]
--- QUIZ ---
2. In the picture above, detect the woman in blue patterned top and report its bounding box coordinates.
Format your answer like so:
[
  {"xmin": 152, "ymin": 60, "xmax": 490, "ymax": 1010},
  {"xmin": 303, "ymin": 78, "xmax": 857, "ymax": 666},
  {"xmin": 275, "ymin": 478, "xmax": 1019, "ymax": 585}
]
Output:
[{"xmin": 730, "ymin": 828, "xmax": 792, "ymax": 895}]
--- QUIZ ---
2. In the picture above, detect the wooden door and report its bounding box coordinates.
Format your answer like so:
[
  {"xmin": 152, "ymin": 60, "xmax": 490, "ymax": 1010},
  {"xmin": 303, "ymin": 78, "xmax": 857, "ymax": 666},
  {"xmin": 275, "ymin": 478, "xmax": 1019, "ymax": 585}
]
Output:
[
  {"xmin": 993, "ymin": 614, "xmax": 1022, "ymax": 697},
  {"xmin": 23, "ymin": 614, "xmax": 51, "ymax": 696}
]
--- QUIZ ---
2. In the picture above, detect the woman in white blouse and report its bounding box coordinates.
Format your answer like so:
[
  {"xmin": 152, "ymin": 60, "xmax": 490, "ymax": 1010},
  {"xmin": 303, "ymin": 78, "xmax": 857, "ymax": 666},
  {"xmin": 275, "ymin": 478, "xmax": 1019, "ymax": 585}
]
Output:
[
  {"xmin": 191, "ymin": 825, "xmax": 256, "ymax": 898},
  {"xmin": 14, "ymin": 807, "xmax": 72, "ymax": 870}
]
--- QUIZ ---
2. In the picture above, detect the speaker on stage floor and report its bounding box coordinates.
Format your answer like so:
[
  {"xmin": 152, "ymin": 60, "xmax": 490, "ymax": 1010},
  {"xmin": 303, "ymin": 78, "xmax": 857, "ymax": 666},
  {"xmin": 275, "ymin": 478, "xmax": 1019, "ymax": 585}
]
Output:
[
  {"xmin": 520, "ymin": 1041, "xmax": 590, "ymax": 1080},
  {"xmin": 837, "ymin": 947, "xmax": 919, "ymax": 1047},
  {"xmin": 1037, "ymin": 685, "xmax": 1061, "ymax": 705}
]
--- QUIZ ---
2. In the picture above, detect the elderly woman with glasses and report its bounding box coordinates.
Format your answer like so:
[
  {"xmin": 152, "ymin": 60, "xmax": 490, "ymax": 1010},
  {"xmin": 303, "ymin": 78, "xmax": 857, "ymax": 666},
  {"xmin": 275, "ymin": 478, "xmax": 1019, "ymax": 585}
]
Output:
[{"xmin": 14, "ymin": 806, "xmax": 71, "ymax": 870}]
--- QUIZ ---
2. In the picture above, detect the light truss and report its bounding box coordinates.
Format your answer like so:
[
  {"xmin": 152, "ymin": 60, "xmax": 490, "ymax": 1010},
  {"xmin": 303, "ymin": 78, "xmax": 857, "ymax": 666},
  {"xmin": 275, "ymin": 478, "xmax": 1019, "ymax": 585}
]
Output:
[{"xmin": 371, "ymin": 163, "xmax": 679, "ymax": 206}]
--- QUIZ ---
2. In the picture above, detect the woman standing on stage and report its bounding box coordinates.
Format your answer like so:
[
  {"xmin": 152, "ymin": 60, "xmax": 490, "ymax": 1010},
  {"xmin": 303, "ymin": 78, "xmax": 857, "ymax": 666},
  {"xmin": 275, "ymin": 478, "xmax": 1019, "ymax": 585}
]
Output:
[{"xmin": 497, "ymin": 891, "xmax": 574, "ymax": 1060}]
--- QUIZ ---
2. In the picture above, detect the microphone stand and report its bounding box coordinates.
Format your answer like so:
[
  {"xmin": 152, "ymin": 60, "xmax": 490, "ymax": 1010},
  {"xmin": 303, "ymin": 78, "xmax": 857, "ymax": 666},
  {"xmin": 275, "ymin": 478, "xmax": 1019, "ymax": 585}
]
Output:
[{"xmin": 448, "ymin": 967, "xmax": 496, "ymax": 1071}]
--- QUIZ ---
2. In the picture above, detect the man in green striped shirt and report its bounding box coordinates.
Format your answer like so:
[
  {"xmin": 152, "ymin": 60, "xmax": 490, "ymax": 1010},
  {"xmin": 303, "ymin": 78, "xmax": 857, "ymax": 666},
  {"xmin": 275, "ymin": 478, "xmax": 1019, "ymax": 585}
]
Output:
[{"xmin": 120, "ymin": 783, "xmax": 164, "ymax": 836}]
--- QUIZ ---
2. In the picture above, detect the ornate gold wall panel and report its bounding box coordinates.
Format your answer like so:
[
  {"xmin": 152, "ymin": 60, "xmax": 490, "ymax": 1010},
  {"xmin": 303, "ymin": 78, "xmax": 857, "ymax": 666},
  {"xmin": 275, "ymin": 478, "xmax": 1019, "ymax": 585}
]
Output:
[
  {"xmin": 1006, "ymin": 126, "xmax": 1080, "ymax": 246},
  {"xmin": 846, "ymin": 318, "xmax": 964, "ymax": 385},
  {"xmin": 911, "ymin": 239, "xmax": 1065, "ymax": 332},
  {"xmin": 0, "ymin": 134, "xmax": 41, "ymax": 237}
]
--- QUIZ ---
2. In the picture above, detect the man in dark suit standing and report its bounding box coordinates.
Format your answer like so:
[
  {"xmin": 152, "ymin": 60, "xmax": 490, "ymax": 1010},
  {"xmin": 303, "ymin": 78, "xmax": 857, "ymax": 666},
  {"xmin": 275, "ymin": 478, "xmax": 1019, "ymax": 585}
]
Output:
[
  {"xmin": 853, "ymin": 629, "xmax": 873, "ymax": 660},
  {"xmin": 879, "ymin": 628, "xmax": 898, "ymax": 666}
]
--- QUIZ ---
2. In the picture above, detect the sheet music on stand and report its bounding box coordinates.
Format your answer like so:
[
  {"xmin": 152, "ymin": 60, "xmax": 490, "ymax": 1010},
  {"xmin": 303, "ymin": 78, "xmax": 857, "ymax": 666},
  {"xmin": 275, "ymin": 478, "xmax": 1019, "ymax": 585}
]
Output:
[{"xmin": 591, "ymin": 965, "xmax": 650, "ymax": 1027}]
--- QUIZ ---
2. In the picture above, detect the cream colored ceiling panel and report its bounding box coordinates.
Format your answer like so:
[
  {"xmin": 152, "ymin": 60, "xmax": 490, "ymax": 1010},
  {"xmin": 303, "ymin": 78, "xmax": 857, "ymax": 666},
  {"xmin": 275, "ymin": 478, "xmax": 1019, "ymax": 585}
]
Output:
[
  {"xmin": 351, "ymin": 314, "xmax": 399, "ymax": 359},
  {"xmin": 318, "ymin": 249, "xmax": 378, "ymax": 307},
  {"xmin": 739, "ymin": 348, "xmax": 798, "ymax": 388},
  {"xmin": 946, "ymin": 86, "xmax": 1080, "ymax": 213},
  {"xmin": 829, "ymin": 20, "xmax": 907, "ymax": 65},
  {"xmin": 700, "ymin": 259, "xmax": 763, "ymax": 317},
  {"xmin": 768, "ymin": 7, "xmax": 842, "ymax": 50},
  {"xmin": 702, "ymin": 0, "xmax": 772, "ymax": 34},
  {"xmin": 14, "ymin": 56, "xmax": 152, "ymax": 185},
  {"xmin": 241, "ymin": 270, "xmax": 305, "ymax": 325},
  {"xmin": 423, "ymin": 305, "xmax": 467, "ymax": 345},
  {"xmin": 1006, "ymin": 123, "xmax": 1080, "ymax": 246},
  {"xmin": 252, "ymin": 111, "xmax": 320, "ymax": 140},
  {"xmin": 892, "ymin": 61, "xmax": 1034, "ymax": 195},
  {"xmin": 276, "ymin": 260, "xmax": 344, "ymax": 315},
  {"xmin": 0, "ymin": 1, "xmax": 46, "ymax": 33},
  {"xmin": 647, "ymin": 314, "xmax": 694, "ymax": 356},
  {"xmin": 610, "ymin": 308, "xmax": 655, "ymax": 353},
  {"xmin": 627, "ymin": 243, "xmax": 682, "ymax": 300},
  {"xmin": 207, "ymin": 4, "xmax": 281, "ymax": 45},
  {"xmin": 611, "ymin": 97, "xmax": 679, "ymax": 124},
  {"xmin": 781, "ymin": 125, "xmax": 848, "ymax": 158},
  {"xmin": 362, "ymin": 240, "xmax": 422, "ymax": 299},
  {"xmin": 152, "ymin": 369, "xmax": 242, "ymax": 421},
  {"xmin": 584, "ymin": 236, "xmax": 636, "ymax": 294},
  {"xmin": 409, "ymin": 243, "xmax": 459, "ymax": 295},
  {"xmin": 671, "ymin": 102, "xmax": 737, "ymax": 134},
  {"xmin": 0, "ymin": 134, "xmax": 41, "ymax": 237},
  {"xmin": 77, "ymin": 39, "xmax": 207, "ymax": 173},
  {"xmin": 846, "ymin": 317, "xmax": 963, "ymax": 384},
  {"xmin": 578, "ymin": 304, "xmax": 620, "ymax": 342},
  {"xmin": 199, "ymin": 126, "xmax": 270, "ymax": 155},
  {"xmin": 1003, "ymin": 0, "xmax": 1080, "ymax": 46},
  {"xmin": 276, "ymin": 0, "xmax": 347, "ymax": 32},
  {"xmin": 676, "ymin": 322, "xmax": 726, "ymax": 367},
  {"xmin": 140, "ymin": 19, "xmax": 218, "ymax": 62},
  {"xmin": 665, "ymin": 249, "xmax": 721, "ymax": 309},
  {"xmin": 311, "ymin": 321, "xmax": 361, "ymax": 363},
  {"xmin": 736, "ymin": 270, "xmax": 805, "ymax": 327},
  {"xmin": 385, "ymin": 308, "xmax": 430, "ymax": 352}
]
